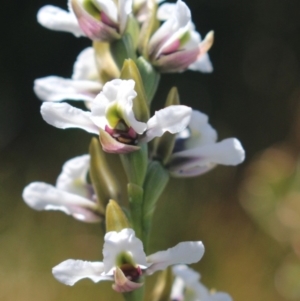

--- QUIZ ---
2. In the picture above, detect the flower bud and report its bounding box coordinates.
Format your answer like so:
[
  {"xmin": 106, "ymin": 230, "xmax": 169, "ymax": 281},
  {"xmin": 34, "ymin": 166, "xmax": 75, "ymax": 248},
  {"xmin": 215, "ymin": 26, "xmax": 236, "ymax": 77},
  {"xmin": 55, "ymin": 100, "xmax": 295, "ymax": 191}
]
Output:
[{"xmin": 106, "ymin": 200, "xmax": 130, "ymax": 232}]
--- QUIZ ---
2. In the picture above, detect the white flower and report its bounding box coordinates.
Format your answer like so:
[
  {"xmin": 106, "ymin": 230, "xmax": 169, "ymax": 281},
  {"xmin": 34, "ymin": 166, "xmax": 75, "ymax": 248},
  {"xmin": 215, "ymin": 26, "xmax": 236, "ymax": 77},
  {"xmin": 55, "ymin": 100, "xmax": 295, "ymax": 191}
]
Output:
[
  {"xmin": 22, "ymin": 155, "xmax": 102, "ymax": 223},
  {"xmin": 53, "ymin": 228, "xmax": 204, "ymax": 293},
  {"xmin": 168, "ymin": 110, "xmax": 245, "ymax": 177},
  {"xmin": 40, "ymin": 79, "xmax": 192, "ymax": 153},
  {"xmin": 37, "ymin": 0, "xmax": 132, "ymax": 41},
  {"xmin": 171, "ymin": 265, "xmax": 233, "ymax": 301},
  {"xmin": 147, "ymin": 0, "xmax": 213, "ymax": 73},
  {"xmin": 34, "ymin": 47, "xmax": 102, "ymax": 104}
]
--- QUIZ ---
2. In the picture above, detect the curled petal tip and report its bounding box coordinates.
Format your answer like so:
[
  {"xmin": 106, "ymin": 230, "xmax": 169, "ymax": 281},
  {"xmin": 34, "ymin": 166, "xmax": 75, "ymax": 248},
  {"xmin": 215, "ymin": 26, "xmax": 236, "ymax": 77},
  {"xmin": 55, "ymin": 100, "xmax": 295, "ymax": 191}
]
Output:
[
  {"xmin": 99, "ymin": 128, "xmax": 140, "ymax": 154},
  {"xmin": 200, "ymin": 31, "xmax": 214, "ymax": 54},
  {"xmin": 113, "ymin": 267, "xmax": 143, "ymax": 293}
]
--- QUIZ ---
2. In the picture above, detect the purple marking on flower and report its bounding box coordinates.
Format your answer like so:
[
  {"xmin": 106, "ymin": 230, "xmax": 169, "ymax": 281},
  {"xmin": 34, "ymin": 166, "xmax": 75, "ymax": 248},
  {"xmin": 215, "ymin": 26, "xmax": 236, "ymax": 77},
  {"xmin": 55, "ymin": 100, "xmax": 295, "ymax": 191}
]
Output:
[
  {"xmin": 160, "ymin": 39, "xmax": 181, "ymax": 55},
  {"xmin": 101, "ymin": 11, "xmax": 119, "ymax": 31}
]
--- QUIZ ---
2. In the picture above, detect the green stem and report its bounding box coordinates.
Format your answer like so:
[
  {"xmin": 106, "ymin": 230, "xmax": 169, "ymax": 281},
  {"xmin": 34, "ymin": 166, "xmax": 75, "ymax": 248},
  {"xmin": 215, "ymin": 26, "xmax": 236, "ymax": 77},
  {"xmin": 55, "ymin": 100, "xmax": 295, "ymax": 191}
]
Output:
[
  {"xmin": 123, "ymin": 283, "xmax": 145, "ymax": 301},
  {"xmin": 120, "ymin": 144, "xmax": 148, "ymax": 187},
  {"xmin": 128, "ymin": 183, "xmax": 144, "ymax": 240}
]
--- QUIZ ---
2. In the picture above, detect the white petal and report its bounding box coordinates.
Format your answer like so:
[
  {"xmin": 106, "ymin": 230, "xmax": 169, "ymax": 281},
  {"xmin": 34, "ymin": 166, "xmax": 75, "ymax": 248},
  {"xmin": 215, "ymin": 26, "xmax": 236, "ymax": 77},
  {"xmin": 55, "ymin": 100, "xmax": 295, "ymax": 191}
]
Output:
[
  {"xmin": 188, "ymin": 53, "xmax": 213, "ymax": 73},
  {"xmin": 172, "ymin": 265, "xmax": 200, "ymax": 285},
  {"xmin": 52, "ymin": 259, "xmax": 109, "ymax": 286},
  {"xmin": 37, "ymin": 5, "xmax": 84, "ymax": 37},
  {"xmin": 22, "ymin": 182, "xmax": 101, "ymax": 222},
  {"xmin": 103, "ymin": 228, "xmax": 148, "ymax": 273},
  {"xmin": 170, "ymin": 276, "xmax": 186, "ymax": 301},
  {"xmin": 56, "ymin": 155, "xmax": 91, "ymax": 198},
  {"xmin": 171, "ymin": 265, "xmax": 233, "ymax": 301},
  {"xmin": 146, "ymin": 241, "xmax": 204, "ymax": 275},
  {"xmin": 145, "ymin": 105, "xmax": 192, "ymax": 141},
  {"xmin": 174, "ymin": 138, "xmax": 245, "ymax": 165},
  {"xmin": 93, "ymin": 0, "xmax": 118, "ymax": 23},
  {"xmin": 170, "ymin": 138, "xmax": 245, "ymax": 177},
  {"xmin": 72, "ymin": 47, "xmax": 100, "ymax": 81},
  {"xmin": 41, "ymin": 102, "xmax": 99, "ymax": 134},
  {"xmin": 176, "ymin": 110, "xmax": 217, "ymax": 151},
  {"xmin": 34, "ymin": 76, "xmax": 101, "ymax": 102},
  {"xmin": 157, "ymin": 3, "xmax": 176, "ymax": 20}
]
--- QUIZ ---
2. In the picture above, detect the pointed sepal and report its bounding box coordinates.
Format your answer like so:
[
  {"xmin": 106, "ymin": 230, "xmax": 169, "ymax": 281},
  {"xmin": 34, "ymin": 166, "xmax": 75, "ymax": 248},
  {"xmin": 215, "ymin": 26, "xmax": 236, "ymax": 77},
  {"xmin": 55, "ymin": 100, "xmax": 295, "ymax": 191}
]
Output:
[
  {"xmin": 110, "ymin": 34, "xmax": 137, "ymax": 70},
  {"xmin": 165, "ymin": 87, "xmax": 180, "ymax": 106},
  {"xmin": 93, "ymin": 41, "xmax": 120, "ymax": 83},
  {"xmin": 138, "ymin": 0, "xmax": 159, "ymax": 58},
  {"xmin": 124, "ymin": 15, "xmax": 140, "ymax": 50},
  {"xmin": 136, "ymin": 56, "xmax": 160, "ymax": 104}
]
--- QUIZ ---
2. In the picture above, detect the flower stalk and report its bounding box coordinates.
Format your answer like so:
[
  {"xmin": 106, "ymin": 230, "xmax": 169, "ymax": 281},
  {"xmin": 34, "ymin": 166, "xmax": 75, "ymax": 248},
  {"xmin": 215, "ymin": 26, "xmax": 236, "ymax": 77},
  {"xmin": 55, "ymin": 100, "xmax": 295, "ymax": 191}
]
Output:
[{"xmin": 23, "ymin": 1, "xmax": 246, "ymax": 301}]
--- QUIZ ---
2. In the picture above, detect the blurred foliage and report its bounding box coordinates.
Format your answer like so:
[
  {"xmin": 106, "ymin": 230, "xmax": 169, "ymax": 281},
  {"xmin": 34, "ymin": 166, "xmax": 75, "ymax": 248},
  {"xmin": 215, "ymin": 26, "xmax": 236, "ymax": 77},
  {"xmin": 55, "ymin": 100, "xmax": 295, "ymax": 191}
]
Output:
[
  {"xmin": 2, "ymin": 0, "xmax": 300, "ymax": 300},
  {"xmin": 240, "ymin": 145, "xmax": 300, "ymax": 300}
]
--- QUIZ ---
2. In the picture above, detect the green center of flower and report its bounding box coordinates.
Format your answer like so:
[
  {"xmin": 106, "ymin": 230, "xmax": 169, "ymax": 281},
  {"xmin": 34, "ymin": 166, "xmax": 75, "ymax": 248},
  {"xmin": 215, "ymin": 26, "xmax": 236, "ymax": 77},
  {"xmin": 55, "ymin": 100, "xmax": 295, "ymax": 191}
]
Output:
[
  {"xmin": 115, "ymin": 252, "xmax": 142, "ymax": 281},
  {"xmin": 106, "ymin": 101, "xmax": 129, "ymax": 129},
  {"xmin": 179, "ymin": 31, "xmax": 191, "ymax": 48},
  {"xmin": 116, "ymin": 252, "xmax": 136, "ymax": 267}
]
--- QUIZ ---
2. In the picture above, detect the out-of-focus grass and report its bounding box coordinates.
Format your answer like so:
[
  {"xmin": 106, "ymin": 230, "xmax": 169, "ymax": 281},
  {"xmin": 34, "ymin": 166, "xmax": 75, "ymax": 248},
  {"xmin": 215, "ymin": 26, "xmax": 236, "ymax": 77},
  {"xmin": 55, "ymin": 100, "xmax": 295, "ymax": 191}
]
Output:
[{"xmin": 0, "ymin": 121, "xmax": 286, "ymax": 301}]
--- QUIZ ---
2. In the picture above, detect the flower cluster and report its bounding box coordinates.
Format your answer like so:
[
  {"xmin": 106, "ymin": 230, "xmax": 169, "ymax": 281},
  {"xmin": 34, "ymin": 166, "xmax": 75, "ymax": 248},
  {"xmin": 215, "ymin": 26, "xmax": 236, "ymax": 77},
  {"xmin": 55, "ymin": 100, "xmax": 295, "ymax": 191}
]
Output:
[{"xmin": 23, "ymin": 0, "xmax": 245, "ymax": 300}]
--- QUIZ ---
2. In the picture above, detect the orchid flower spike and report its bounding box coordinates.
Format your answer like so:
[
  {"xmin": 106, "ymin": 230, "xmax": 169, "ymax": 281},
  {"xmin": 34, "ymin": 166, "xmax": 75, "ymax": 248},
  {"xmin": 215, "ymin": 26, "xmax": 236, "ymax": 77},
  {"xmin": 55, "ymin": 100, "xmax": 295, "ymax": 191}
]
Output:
[
  {"xmin": 41, "ymin": 79, "xmax": 192, "ymax": 154},
  {"xmin": 37, "ymin": 0, "xmax": 133, "ymax": 41},
  {"xmin": 34, "ymin": 47, "xmax": 102, "ymax": 106},
  {"xmin": 167, "ymin": 110, "xmax": 245, "ymax": 177},
  {"xmin": 147, "ymin": 0, "xmax": 214, "ymax": 73},
  {"xmin": 52, "ymin": 228, "xmax": 204, "ymax": 293},
  {"xmin": 22, "ymin": 155, "xmax": 103, "ymax": 223},
  {"xmin": 171, "ymin": 265, "xmax": 233, "ymax": 301}
]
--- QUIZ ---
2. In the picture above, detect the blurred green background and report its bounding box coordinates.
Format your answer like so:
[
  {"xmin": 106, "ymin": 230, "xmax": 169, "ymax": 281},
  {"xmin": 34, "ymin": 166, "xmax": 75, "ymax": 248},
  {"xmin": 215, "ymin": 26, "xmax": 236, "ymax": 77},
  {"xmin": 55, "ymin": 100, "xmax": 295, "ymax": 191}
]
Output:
[{"xmin": 1, "ymin": 0, "xmax": 300, "ymax": 300}]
